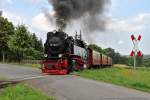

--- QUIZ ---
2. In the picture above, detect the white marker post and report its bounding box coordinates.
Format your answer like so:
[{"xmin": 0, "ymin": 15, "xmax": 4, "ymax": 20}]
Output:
[{"xmin": 130, "ymin": 34, "xmax": 142, "ymax": 70}]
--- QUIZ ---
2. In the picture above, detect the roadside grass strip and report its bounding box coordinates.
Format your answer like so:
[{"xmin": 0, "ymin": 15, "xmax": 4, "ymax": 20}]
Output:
[
  {"xmin": 0, "ymin": 84, "xmax": 55, "ymax": 100},
  {"xmin": 74, "ymin": 67, "xmax": 150, "ymax": 92},
  {"xmin": 0, "ymin": 62, "xmax": 41, "ymax": 69},
  {"xmin": 0, "ymin": 77, "xmax": 7, "ymax": 80},
  {"xmin": 12, "ymin": 63, "xmax": 41, "ymax": 69}
]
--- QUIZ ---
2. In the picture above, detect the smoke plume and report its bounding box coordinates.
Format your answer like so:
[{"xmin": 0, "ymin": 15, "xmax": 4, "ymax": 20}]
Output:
[{"xmin": 47, "ymin": 0, "xmax": 111, "ymax": 32}]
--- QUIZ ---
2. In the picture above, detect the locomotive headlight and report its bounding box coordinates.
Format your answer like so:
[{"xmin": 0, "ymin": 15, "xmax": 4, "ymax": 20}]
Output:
[
  {"xmin": 58, "ymin": 54, "xmax": 63, "ymax": 58},
  {"xmin": 44, "ymin": 54, "xmax": 48, "ymax": 57}
]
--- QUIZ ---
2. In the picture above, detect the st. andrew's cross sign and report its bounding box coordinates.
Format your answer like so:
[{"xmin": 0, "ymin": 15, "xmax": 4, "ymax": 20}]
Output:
[{"xmin": 130, "ymin": 34, "xmax": 142, "ymax": 70}]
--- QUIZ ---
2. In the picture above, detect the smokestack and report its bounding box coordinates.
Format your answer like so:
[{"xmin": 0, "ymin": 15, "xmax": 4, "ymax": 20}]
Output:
[
  {"xmin": 47, "ymin": 0, "xmax": 111, "ymax": 32},
  {"xmin": 80, "ymin": 30, "xmax": 82, "ymax": 40},
  {"xmin": 56, "ymin": 18, "xmax": 65, "ymax": 31}
]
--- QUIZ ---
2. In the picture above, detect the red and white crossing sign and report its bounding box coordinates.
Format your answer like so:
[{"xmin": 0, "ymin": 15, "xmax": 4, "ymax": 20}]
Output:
[
  {"xmin": 130, "ymin": 34, "xmax": 142, "ymax": 70},
  {"xmin": 130, "ymin": 34, "xmax": 142, "ymax": 58}
]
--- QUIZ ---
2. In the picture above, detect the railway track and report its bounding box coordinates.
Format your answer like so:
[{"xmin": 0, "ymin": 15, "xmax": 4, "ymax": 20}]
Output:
[
  {"xmin": 0, "ymin": 80, "xmax": 20, "ymax": 88},
  {"xmin": 0, "ymin": 75, "xmax": 49, "ymax": 89}
]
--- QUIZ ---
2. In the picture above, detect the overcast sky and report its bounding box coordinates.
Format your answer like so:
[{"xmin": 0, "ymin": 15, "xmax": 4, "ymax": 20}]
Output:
[{"xmin": 0, "ymin": 0, "xmax": 150, "ymax": 55}]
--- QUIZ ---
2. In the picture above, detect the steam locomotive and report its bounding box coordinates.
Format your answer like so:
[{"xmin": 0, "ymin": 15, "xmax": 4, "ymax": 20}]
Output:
[{"xmin": 41, "ymin": 30, "xmax": 112, "ymax": 75}]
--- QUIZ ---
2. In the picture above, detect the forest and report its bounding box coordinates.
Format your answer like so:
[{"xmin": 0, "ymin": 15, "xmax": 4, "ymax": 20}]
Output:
[{"xmin": 0, "ymin": 16, "xmax": 43, "ymax": 62}]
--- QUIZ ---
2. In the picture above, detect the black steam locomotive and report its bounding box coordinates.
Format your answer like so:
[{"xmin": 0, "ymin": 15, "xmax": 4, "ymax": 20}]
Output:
[{"xmin": 41, "ymin": 30, "xmax": 112, "ymax": 75}]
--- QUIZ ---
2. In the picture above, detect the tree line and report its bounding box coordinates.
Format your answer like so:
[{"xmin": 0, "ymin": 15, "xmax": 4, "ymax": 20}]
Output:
[
  {"xmin": 89, "ymin": 44, "xmax": 145, "ymax": 67},
  {"xmin": 0, "ymin": 16, "xmax": 43, "ymax": 62},
  {"xmin": 144, "ymin": 58, "xmax": 150, "ymax": 67}
]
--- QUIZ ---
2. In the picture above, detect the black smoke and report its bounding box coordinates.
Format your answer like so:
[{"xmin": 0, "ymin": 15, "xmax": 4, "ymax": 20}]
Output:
[{"xmin": 48, "ymin": 0, "xmax": 111, "ymax": 32}]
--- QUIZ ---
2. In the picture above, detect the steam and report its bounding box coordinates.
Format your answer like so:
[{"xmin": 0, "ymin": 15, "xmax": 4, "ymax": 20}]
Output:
[{"xmin": 46, "ymin": 0, "xmax": 111, "ymax": 32}]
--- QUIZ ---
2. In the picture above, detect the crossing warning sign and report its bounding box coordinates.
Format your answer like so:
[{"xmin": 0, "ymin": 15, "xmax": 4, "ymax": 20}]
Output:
[
  {"xmin": 130, "ymin": 34, "xmax": 142, "ymax": 70},
  {"xmin": 130, "ymin": 34, "xmax": 142, "ymax": 58}
]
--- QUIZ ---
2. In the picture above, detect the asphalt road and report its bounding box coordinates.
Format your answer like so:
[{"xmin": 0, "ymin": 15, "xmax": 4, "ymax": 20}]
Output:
[
  {"xmin": 0, "ymin": 63, "xmax": 41, "ymax": 79},
  {"xmin": 0, "ymin": 63, "xmax": 150, "ymax": 100}
]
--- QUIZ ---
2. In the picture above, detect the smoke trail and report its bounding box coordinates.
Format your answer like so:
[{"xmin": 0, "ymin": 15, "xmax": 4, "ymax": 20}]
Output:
[{"xmin": 48, "ymin": 0, "xmax": 111, "ymax": 32}]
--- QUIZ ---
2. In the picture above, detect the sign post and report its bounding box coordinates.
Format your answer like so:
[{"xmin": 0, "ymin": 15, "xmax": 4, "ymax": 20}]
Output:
[
  {"xmin": 130, "ymin": 34, "xmax": 142, "ymax": 70},
  {"xmin": 134, "ymin": 51, "xmax": 136, "ymax": 70}
]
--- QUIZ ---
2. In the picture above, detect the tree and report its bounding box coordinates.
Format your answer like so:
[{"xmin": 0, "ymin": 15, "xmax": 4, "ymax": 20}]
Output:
[
  {"xmin": 8, "ymin": 25, "xmax": 35, "ymax": 61},
  {"xmin": 31, "ymin": 33, "xmax": 38, "ymax": 49},
  {"xmin": 118, "ymin": 56, "xmax": 129, "ymax": 64},
  {"xmin": 37, "ymin": 38, "xmax": 44, "ymax": 52},
  {"xmin": 144, "ymin": 58, "xmax": 150, "ymax": 67},
  {"xmin": 0, "ymin": 16, "xmax": 14, "ymax": 62},
  {"xmin": 88, "ymin": 44, "xmax": 103, "ymax": 53},
  {"xmin": 8, "ymin": 25, "xmax": 28, "ymax": 61},
  {"xmin": 104, "ymin": 48, "xmax": 115, "ymax": 58},
  {"xmin": 0, "ymin": 11, "xmax": 2, "ymax": 16},
  {"xmin": 104, "ymin": 48, "xmax": 128, "ymax": 64},
  {"xmin": 0, "ymin": 16, "xmax": 44, "ymax": 62},
  {"xmin": 8, "ymin": 25, "xmax": 44, "ymax": 61},
  {"xmin": 31, "ymin": 33, "xmax": 43, "ymax": 52},
  {"xmin": 104, "ymin": 48, "xmax": 116, "ymax": 64}
]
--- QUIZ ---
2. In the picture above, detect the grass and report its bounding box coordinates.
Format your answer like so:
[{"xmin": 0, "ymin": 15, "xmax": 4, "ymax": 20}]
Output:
[
  {"xmin": 0, "ymin": 77, "xmax": 7, "ymax": 81},
  {"xmin": 0, "ymin": 84, "xmax": 55, "ymax": 100},
  {"xmin": 11, "ymin": 63, "xmax": 41, "ymax": 69},
  {"xmin": 0, "ymin": 78, "xmax": 7, "ymax": 82},
  {"xmin": 0, "ymin": 62, "xmax": 41, "ymax": 69},
  {"xmin": 74, "ymin": 66, "xmax": 150, "ymax": 92}
]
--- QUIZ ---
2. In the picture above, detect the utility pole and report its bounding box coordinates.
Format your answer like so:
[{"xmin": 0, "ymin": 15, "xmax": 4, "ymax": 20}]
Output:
[
  {"xmin": 2, "ymin": 51, "xmax": 5, "ymax": 63},
  {"xmin": 0, "ymin": 10, "xmax": 2, "ymax": 16}
]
